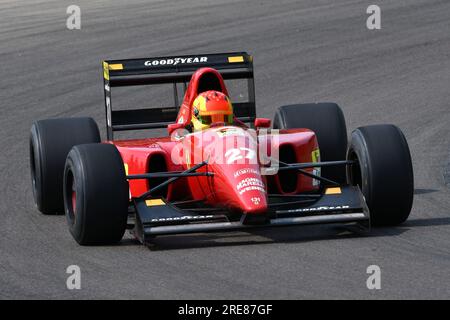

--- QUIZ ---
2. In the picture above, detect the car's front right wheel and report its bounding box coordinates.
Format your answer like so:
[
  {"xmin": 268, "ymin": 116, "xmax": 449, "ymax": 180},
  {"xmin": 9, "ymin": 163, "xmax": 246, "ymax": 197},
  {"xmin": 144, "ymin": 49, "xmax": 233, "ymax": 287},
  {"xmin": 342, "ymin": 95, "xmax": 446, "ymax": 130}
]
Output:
[{"xmin": 30, "ymin": 117, "xmax": 100, "ymax": 215}]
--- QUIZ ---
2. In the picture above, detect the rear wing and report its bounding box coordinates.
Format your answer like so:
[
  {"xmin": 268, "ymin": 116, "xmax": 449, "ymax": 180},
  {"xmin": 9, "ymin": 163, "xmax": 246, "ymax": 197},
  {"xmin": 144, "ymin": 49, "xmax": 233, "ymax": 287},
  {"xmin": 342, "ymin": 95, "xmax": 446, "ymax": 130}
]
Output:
[{"xmin": 102, "ymin": 52, "xmax": 255, "ymax": 139}]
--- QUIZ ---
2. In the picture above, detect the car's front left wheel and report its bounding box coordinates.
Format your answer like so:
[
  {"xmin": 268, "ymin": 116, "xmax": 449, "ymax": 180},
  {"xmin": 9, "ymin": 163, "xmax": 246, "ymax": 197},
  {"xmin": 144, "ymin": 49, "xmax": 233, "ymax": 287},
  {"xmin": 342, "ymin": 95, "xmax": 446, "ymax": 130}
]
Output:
[{"xmin": 64, "ymin": 143, "xmax": 129, "ymax": 245}]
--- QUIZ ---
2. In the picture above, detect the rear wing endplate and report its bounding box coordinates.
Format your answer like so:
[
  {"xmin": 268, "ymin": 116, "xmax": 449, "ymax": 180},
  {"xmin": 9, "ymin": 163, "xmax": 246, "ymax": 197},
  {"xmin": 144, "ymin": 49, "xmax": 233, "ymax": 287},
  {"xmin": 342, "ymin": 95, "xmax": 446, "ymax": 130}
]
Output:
[{"xmin": 102, "ymin": 52, "xmax": 255, "ymax": 139}]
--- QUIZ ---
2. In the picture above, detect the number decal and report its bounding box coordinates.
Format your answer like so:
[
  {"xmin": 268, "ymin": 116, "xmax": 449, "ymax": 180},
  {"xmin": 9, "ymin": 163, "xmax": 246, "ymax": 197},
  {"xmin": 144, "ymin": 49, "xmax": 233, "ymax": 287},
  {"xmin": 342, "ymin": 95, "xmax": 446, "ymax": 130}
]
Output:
[{"xmin": 225, "ymin": 147, "xmax": 256, "ymax": 164}]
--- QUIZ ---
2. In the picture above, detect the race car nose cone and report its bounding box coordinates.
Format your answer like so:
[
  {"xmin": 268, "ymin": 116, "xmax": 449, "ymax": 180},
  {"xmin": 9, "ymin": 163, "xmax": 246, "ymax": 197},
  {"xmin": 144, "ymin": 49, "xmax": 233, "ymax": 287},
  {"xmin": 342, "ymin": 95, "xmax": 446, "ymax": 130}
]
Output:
[
  {"xmin": 200, "ymin": 127, "xmax": 269, "ymax": 215},
  {"xmin": 210, "ymin": 162, "xmax": 268, "ymax": 215}
]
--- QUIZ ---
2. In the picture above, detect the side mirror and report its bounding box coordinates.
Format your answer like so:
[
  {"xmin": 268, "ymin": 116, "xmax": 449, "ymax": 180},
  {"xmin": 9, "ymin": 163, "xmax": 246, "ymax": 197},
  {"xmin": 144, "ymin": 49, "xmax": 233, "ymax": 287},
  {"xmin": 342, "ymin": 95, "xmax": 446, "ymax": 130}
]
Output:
[
  {"xmin": 254, "ymin": 118, "xmax": 271, "ymax": 128},
  {"xmin": 167, "ymin": 123, "xmax": 185, "ymax": 136}
]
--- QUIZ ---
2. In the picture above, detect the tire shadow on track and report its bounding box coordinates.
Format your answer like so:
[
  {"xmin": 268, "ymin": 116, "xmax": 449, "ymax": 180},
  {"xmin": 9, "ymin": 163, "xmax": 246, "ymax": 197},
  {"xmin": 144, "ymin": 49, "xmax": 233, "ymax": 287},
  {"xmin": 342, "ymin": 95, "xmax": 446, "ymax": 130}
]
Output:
[
  {"xmin": 402, "ymin": 217, "xmax": 450, "ymax": 228},
  {"xmin": 357, "ymin": 216, "xmax": 450, "ymax": 238},
  {"xmin": 414, "ymin": 188, "xmax": 439, "ymax": 195}
]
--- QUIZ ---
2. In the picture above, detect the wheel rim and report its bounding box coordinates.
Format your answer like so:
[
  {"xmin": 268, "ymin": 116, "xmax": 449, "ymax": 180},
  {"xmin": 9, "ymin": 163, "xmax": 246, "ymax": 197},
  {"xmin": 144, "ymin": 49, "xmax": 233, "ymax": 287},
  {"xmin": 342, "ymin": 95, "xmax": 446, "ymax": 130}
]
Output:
[
  {"xmin": 348, "ymin": 150, "xmax": 362, "ymax": 187},
  {"xmin": 29, "ymin": 139, "xmax": 38, "ymax": 203},
  {"xmin": 65, "ymin": 168, "xmax": 76, "ymax": 224},
  {"xmin": 71, "ymin": 183, "xmax": 77, "ymax": 215}
]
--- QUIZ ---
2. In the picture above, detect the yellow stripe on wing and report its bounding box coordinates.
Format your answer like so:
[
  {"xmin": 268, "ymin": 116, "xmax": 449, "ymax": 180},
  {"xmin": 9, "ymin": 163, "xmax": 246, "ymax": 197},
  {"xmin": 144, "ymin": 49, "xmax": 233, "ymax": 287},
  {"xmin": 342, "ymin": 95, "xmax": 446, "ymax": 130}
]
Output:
[
  {"xmin": 325, "ymin": 187, "xmax": 342, "ymax": 195},
  {"xmin": 108, "ymin": 63, "xmax": 123, "ymax": 70},
  {"xmin": 145, "ymin": 199, "xmax": 165, "ymax": 206},
  {"xmin": 228, "ymin": 56, "xmax": 244, "ymax": 63}
]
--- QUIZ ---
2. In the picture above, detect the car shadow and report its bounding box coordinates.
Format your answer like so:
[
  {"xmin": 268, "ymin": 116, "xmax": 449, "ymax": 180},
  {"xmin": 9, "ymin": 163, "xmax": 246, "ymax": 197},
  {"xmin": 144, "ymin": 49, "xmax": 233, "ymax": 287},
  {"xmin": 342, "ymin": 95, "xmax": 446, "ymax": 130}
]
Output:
[
  {"xmin": 142, "ymin": 216, "xmax": 450, "ymax": 251},
  {"xmin": 144, "ymin": 224, "xmax": 377, "ymax": 251},
  {"xmin": 414, "ymin": 188, "xmax": 439, "ymax": 195},
  {"xmin": 145, "ymin": 225, "xmax": 355, "ymax": 251},
  {"xmin": 403, "ymin": 216, "xmax": 450, "ymax": 227}
]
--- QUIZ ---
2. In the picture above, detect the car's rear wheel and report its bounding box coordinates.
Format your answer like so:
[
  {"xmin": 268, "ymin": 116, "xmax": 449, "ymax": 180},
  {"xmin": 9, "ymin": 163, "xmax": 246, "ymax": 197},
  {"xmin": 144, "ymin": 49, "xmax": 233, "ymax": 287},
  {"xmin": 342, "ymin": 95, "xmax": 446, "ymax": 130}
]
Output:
[
  {"xmin": 273, "ymin": 103, "xmax": 348, "ymax": 183},
  {"xmin": 30, "ymin": 118, "xmax": 100, "ymax": 214},
  {"xmin": 346, "ymin": 124, "xmax": 414, "ymax": 226},
  {"xmin": 64, "ymin": 143, "xmax": 129, "ymax": 245}
]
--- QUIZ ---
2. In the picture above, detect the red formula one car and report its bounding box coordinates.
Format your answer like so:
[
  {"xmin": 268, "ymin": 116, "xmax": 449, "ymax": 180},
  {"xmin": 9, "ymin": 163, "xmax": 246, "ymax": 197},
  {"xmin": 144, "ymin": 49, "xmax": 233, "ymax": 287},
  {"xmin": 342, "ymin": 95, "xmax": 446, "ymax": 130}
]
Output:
[{"xmin": 29, "ymin": 52, "xmax": 414, "ymax": 245}]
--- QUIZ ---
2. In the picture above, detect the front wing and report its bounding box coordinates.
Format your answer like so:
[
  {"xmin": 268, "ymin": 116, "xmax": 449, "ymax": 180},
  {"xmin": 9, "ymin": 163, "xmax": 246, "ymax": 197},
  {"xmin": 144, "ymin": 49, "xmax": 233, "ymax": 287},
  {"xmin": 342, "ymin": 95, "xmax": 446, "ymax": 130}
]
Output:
[{"xmin": 131, "ymin": 185, "xmax": 370, "ymax": 243}]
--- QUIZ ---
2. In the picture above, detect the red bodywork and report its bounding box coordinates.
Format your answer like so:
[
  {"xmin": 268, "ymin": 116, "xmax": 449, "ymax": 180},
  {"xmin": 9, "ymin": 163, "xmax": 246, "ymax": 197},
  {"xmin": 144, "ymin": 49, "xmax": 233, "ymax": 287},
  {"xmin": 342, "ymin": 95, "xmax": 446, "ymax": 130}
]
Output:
[{"xmin": 109, "ymin": 68, "xmax": 319, "ymax": 216}]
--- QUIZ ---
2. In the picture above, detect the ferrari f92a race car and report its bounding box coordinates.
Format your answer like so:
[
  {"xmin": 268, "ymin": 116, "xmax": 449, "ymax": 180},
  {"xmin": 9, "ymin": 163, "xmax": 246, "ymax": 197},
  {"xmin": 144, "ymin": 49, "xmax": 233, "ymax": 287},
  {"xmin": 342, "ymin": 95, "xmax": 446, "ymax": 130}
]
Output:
[{"xmin": 29, "ymin": 52, "xmax": 414, "ymax": 245}]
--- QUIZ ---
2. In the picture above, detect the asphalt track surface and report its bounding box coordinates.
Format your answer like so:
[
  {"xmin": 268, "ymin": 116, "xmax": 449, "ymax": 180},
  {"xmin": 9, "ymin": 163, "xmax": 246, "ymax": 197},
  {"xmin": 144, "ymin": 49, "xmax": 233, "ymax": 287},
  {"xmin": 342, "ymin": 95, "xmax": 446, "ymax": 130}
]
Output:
[{"xmin": 1, "ymin": 0, "xmax": 449, "ymax": 299}]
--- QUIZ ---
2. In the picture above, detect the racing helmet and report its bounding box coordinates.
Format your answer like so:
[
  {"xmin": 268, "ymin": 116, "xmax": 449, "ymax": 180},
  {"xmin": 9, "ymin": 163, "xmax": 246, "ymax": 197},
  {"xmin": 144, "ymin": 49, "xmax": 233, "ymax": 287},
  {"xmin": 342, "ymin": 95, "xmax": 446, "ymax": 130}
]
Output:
[{"xmin": 191, "ymin": 90, "xmax": 234, "ymax": 131}]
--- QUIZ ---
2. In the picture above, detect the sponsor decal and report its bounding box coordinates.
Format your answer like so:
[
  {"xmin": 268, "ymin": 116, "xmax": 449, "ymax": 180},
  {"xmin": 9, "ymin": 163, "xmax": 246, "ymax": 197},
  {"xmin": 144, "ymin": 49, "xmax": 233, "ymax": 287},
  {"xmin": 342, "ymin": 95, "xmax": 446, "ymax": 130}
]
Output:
[
  {"xmin": 311, "ymin": 149, "xmax": 321, "ymax": 187},
  {"xmin": 234, "ymin": 168, "xmax": 259, "ymax": 178},
  {"xmin": 237, "ymin": 177, "xmax": 265, "ymax": 195},
  {"xmin": 177, "ymin": 116, "xmax": 184, "ymax": 124},
  {"xmin": 106, "ymin": 97, "xmax": 111, "ymax": 126},
  {"xmin": 251, "ymin": 197, "xmax": 261, "ymax": 205},
  {"xmin": 238, "ymin": 186, "xmax": 265, "ymax": 195},
  {"xmin": 285, "ymin": 205, "xmax": 350, "ymax": 214},
  {"xmin": 216, "ymin": 127, "xmax": 245, "ymax": 137},
  {"xmin": 312, "ymin": 169, "xmax": 320, "ymax": 186},
  {"xmin": 144, "ymin": 56, "xmax": 208, "ymax": 67},
  {"xmin": 151, "ymin": 215, "xmax": 214, "ymax": 222}
]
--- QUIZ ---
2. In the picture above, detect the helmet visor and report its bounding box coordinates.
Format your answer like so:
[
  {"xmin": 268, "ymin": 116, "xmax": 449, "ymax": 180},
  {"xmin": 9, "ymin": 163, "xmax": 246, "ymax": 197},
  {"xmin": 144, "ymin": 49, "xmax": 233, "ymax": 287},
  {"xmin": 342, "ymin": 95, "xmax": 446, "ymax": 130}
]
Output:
[{"xmin": 198, "ymin": 114, "xmax": 233, "ymax": 125}]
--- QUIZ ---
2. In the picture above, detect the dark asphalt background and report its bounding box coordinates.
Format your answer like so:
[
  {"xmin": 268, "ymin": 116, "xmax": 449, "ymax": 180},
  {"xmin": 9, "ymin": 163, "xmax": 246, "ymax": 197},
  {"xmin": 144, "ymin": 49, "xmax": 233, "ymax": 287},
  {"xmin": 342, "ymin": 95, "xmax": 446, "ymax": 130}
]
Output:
[{"xmin": 1, "ymin": 0, "xmax": 449, "ymax": 299}]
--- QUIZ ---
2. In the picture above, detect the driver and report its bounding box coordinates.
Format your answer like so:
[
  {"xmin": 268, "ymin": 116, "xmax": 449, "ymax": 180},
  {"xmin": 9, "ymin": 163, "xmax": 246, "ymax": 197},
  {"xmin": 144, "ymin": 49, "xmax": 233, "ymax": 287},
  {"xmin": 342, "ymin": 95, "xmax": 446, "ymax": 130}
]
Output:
[{"xmin": 190, "ymin": 90, "xmax": 234, "ymax": 132}]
